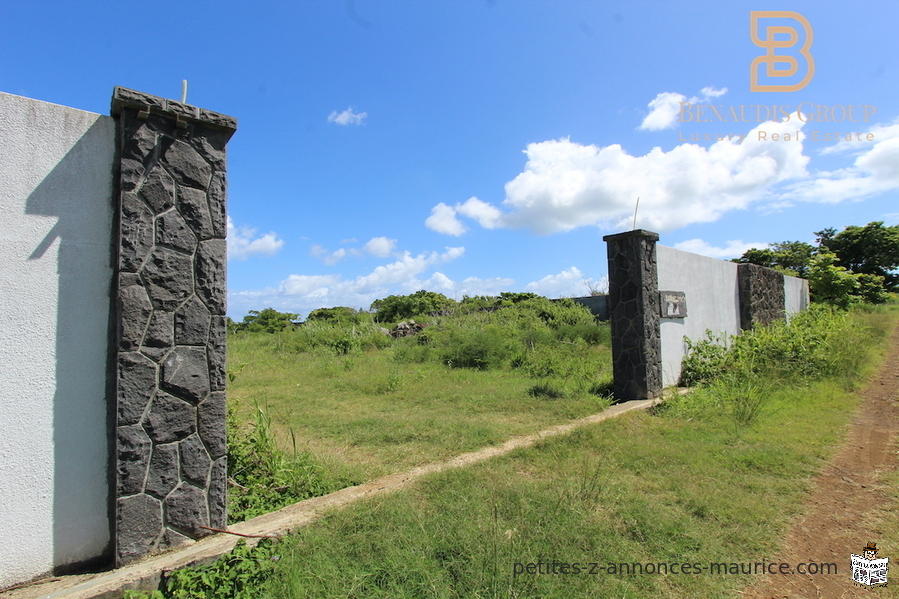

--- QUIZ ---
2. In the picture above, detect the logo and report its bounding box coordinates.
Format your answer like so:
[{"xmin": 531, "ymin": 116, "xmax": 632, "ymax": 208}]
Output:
[
  {"xmin": 750, "ymin": 11, "xmax": 814, "ymax": 92},
  {"xmin": 851, "ymin": 541, "xmax": 889, "ymax": 587}
]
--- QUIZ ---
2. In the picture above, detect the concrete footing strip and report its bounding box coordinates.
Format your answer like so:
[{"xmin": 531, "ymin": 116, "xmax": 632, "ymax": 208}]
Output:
[{"xmin": 3, "ymin": 398, "xmax": 662, "ymax": 599}]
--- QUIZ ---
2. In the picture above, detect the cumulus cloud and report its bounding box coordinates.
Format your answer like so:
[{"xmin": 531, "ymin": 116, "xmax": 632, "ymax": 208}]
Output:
[
  {"xmin": 430, "ymin": 116, "xmax": 810, "ymax": 236},
  {"xmin": 424, "ymin": 197, "xmax": 503, "ymax": 236},
  {"xmin": 673, "ymin": 239, "xmax": 768, "ymax": 259},
  {"xmin": 456, "ymin": 197, "xmax": 503, "ymax": 229},
  {"xmin": 311, "ymin": 236, "xmax": 399, "ymax": 264},
  {"xmin": 783, "ymin": 119, "xmax": 899, "ymax": 203},
  {"xmin": 639, "ymin": 86, "xmax": 727, "ymax": 131},
  {"xmin": 227, "ymin": 247, "xmax": 536, "ymax": 317},
  {"xmin": 524, "ymin": 267, "xmax": 607, "ymax": 298},
  {"xmin": 425, "ymin": 202, "xmax": 467, "ymax": 236},
  {"xmin": 327, "ymin": 107, "xmax": 367, "ymax": 125},
  {"xmin": 268, "ymin": 247, "xmax": 466, "ymax": 307},
  {"xmin": 227, "ymin": 216, "xmax": 284, "ymax": 260},
  {"xmin": 363, "ymin": 236, "xmax": 397, "ymax": 257}
]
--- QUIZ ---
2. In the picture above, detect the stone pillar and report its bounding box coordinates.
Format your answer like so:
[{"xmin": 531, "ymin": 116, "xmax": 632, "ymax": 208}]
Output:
[
  {"xmin": 110, "ymin": 87, "xmax": 236, "ymax": 565},
  {"xmin": 737, "ymin": 263, "xmax": 786, "ymax": 330},
  {"xmin": 603, "ymin": 230, "xmax": 662, "ymax": 400}
]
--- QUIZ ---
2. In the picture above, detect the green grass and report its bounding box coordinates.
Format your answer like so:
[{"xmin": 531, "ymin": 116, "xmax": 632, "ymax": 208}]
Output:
[
  {"xmin": 242, "ymin": 304, "xmax": 897, "ymax": 598},
  {"xmin": 262, "ymin": 377, "xmax": 864, "ymax": 598},
  {"xmin": 228, "ymin": 326, "xmax": 613, "ymax": 481}
]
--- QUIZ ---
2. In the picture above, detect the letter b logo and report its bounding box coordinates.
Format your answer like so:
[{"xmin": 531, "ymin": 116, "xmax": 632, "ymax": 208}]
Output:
[{"xmin": 750, "ymin": 11, "xmax": 814, "ymax": 92}]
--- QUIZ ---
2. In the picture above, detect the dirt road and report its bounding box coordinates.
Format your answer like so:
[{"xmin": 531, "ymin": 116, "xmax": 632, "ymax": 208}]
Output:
[{"xmin": 741, "ymin": 324, "xmax": 899, "ymax": 598}]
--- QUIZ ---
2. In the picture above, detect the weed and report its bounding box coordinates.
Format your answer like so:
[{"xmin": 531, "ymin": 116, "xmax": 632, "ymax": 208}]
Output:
[
  {"xmin": 227, "ymin": 402, "xmax": 335, "ymax": 523},
  {"xmin": 123, "ymin": 539, "xmax": 282, "ymax": 599}
]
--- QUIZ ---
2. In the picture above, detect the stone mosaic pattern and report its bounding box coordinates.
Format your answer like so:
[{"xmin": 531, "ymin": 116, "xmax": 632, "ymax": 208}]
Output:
[
  {"xmin": 737, "ymin": 263, "xmax": 786, "ymax": 330},
  {"xmin": 111, "ymin": 87, "xmax": 235, "ymax": 565},
  {"xmin": 603, "ymin": 230, "xmax": 662, "ymax": 400}
]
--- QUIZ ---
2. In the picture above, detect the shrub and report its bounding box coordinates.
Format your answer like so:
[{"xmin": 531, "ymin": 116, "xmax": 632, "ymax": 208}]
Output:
[
  {"xmin": 235, "ymin": 308, "xmax": 299, "ymax": 333},
  {"xmin": 432, "ymin": 325, "xmax": 519, "ymax": 370},
  {"xmin": 680, "ymin": 331, "xmax": 730, "ymax": 386},
  {"xmin": 228, "ymin": 402, "xmax": 333, "ymax": 522},
  {"xmin": 371, "ymin": 290, "xmax": 456, "ymax": 322},
  {"xmin": 671, "ymin": 303, "xmax": 891, "ymax": 425},
  {"xmin": 555, "ymin": 323, "xmax": 611, "ymax": 346}
]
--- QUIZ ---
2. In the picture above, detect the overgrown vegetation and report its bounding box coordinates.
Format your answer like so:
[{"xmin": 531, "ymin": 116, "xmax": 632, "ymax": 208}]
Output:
[
  {"xmin": 123, "ymin": 539, "xmax": 282, "ymax": 599},
  {"xmin": 227, "ymin": 401, "xmax": 346, "ymax": 522},
  {"xmin": 225, "ymin": 293, "xmax": 613, "ymax": 524},
  {"xmin": 129, "ymin": 297, "xmax": 896, "ymax": 598},
  {"xmin": 671, "ymin": 302, "xmax": 896, "ymax": 425}
]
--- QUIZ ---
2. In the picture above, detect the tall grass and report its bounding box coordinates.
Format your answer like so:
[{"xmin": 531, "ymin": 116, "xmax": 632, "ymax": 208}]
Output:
[
  {"xmin": 668, "ymin": 303, "xmax": 895, "ymax": 425},
  {"xmin": 227, "ymin": 401, "xmax": 352, "ymax": 522},
  {"xmin": 135, "ymin": 303, "xmax": 896, "ymax": 598}
]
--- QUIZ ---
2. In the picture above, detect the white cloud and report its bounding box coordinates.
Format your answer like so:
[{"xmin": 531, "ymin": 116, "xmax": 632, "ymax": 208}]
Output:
[
  {"xmin": 524, "ymin": 267, "xmax": 607, "ymax": 298},
  {"xmin": 278, "ymin": 274, "xmax": 341, "ymax": 296},
  {"xmin": 346, "ymin": 247, "xmax": 464, "ymax": 293},
  {"xmin": 227, "ymin": 247, "xmax": 547, "ymax": 317},
  {"xmin": 639, "ymin": 86, "xmax": 727, "ymax": 131},
  {"xmin": 327, "ymin": 107, "xmax": 367, "ymax": 126},
  {"xmin": 311, "ymin": 236, "xmax": 399, "ymax": 264},
  {"xmin": 227, "ymin": 216, "xmax": 284, "ymax": 260},
  {"xmin": 424, "ymin": 197, "xmax": 502, "ymax": 236},
  {"xmin": 425, "ymin": 202, "xmax": 467, "ymax": 236},
  {"xmin": 783, "ymin": 119, "xmax": 899, "ymax": 203},
  {"xmin": 363, "ymin": 236, "xmax": 397, "ymax": 257},
  {"xmin": 261, "ymin": 246, "xmax": 466, "ymax": 308},
  {"xmin": 427, "ymin": 112, "xmax": 840, "ymax": 236},
  {"xmin": 673, "ymin": 238, "xmax": 768, "ymax": 259},
  {"xmin": 456, "ymin": 197, "xmax": 503, "ymax": 229}
]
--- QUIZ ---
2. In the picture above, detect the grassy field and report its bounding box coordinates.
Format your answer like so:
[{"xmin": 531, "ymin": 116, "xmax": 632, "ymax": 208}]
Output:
[
  {"xmin": 129, "ymin": 303, "xmax": 899, "ymax": 598},
  {"xmin": 228, "ymin": 335, "xmax": 612, "ymax": 477},
  {"xmin": 225, "ymin": 299, "xmax": 615, "ymax": 520},
  {"xmin": 227, "ymin": 299, "xmax": 614, "ymax": 479},
  {"xmin": 231, "ymin": 304, "xmax": 897, "ymax": 598}
]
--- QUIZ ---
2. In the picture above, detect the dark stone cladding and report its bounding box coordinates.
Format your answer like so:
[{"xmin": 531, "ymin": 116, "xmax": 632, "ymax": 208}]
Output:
[
  {"xmin": 737, "ymin": 263, "xmax": 786, "ymax": 330},
  {"xmin": 111, "ymin": 87, "xmax": 236, "ymax": 566},
  {"xmin": 603, "ymin": 230, "xmax": 662, "ymax": 401}
]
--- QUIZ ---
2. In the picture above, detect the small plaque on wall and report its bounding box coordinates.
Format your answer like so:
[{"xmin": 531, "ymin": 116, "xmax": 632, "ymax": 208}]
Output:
[{"xmin": 660, "ymin": 291, "xmax": 687, "ymax": 318}]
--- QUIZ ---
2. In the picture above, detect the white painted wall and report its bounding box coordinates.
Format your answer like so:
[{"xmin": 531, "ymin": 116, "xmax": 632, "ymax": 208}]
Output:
[
  {"xmin": 784, "ymin": 274, "xmax": 810, "ymax": 318},
  {"xmin": 0, "ymin": 92, "xmax": 114, "ymax": 587},
  {"xmin": 656, "ymin": 245, "xmax": 809, "ymax": 388},
  {"xmin": 656, "ymin": 245, "xmax": 742, "ymax": 387}
]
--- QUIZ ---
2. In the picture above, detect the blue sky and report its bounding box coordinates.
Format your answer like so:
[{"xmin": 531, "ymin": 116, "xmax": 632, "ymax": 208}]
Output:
[{"xmin": 3, "ymin": 1, "xmax": 897, "ymax": 319}]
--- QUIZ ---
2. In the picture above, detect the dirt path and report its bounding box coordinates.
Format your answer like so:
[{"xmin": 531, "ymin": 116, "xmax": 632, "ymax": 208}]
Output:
[{"xmin": 740, "ymin": 324, "xmax": 899, "ymax": 598}]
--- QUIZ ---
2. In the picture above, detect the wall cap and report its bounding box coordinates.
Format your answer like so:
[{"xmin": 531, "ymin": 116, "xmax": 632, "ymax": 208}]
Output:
[
  {"xmin": 602, "ymin": 229, "xmax": 660, "ymax": 243},
  {"xmin": 110, "ymin": 87, "xmax": 237, "ymax": 134}
]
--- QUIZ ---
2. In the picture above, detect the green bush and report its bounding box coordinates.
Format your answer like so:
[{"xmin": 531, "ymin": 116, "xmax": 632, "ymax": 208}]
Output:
[
  {"xmin": 228, "ymin": 403, "xmax": 334, "ymax": 523},
  {"xmin": 680, "ymin": 331, "xmax": 729, "ymax": 386},
  {"xmin": 671, "ymin": 303, "xmax": 892, "ymax": 425},
  {"xmin": 555, "ymin": 323, "xmax": 611, "ymax": 346},
  {"xmin": 124, "ymin": 539, "xmax": 282, "ymax": 599},
  {"xmin": 371, "ymin": 290, "xmax": 457, "ymax": 323},
  {"xmin": 431, "ymin": 325, "xmax": 519, "ymax": 370},
  {"xmin": 235, "ymin": 308, "xmax": 299, "ymax": 333},
  {"xmin": 284, "ymin": 322, "xmax": 392, "ymax": 355}
]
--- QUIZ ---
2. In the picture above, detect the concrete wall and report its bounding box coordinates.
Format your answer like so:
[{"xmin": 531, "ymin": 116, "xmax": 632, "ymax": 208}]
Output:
[
  {"xmin": 0, "ymin": 92, "xmax": 115, "ymax": 587},
  {"xmin": 784, "ymin": 274, "xmax": 810, "ymax": 318},
  {"xmin": 656, "ymin": 245, "xmax": 742, "ymax": 387},
  {"xmin": 656, "ymin": 244, "xmax": 808, "ymax": 388},
  {"xmin": 567, "ymin": 295, "xmax": 609, "ymax": 320}
]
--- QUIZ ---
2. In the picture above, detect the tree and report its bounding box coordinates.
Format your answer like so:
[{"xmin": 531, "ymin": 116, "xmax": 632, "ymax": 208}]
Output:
[
  {"xmin": 734, "ymin": 241, "xmax": 816, "ymax": 277},
  {"xmin": 806, "ymin": 252, "xmax": 888, "ymax": 308},
  {"xmin": 816, "ymin": 222, "xmax": 899, "ymax": 291},
  {"xmin": 306, "ymin": 306, "xmax": 367, "ymax": 324},
  {"xmin": 370, "ymin": 290, "xmax": 456, "ymax": 322},
  {"xmin": 237, "ymin": 308, "xmax": 299, "ymax": 333}
]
